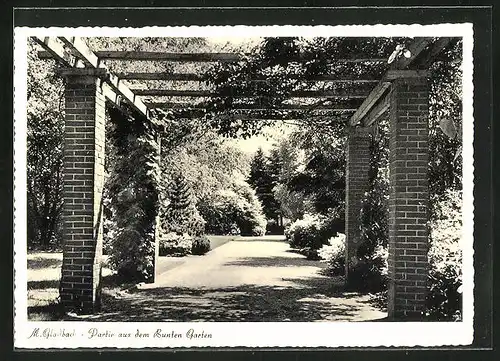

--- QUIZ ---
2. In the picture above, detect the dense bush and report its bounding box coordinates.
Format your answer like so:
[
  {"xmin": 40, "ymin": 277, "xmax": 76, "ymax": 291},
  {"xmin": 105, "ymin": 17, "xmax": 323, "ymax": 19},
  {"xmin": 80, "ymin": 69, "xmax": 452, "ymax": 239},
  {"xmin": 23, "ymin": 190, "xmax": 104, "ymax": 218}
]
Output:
[
  {"xmin": 191, "ymin": 235, "xmax": 211, "ymax": 255},
  {"xmin": 347, "ymin": 245, "xmax": 388, "ymax": 292},
  {"xmin": 286, "ymin": 212, "xmax": 343, "ymax": 250},
  {"xmin": 159, "ymin": 232, "xmax": 193, "ymax": 257},
  {"xmin": 318, "ymin": 233, "xmax": 346, "ymax": 275},
  {"xmin": 199, "ymin": 181, "xmax": 267, "ymax": 236},
  {"xmin": 426, "ymin": 189, "xmax": 463, "ymax": 320},
  {"xmin": 285, "ymin": 213, "xmax": 325, "ymax": 250},
  {"xmin": 198, "ymin": 195, "xmax": 241, "ymax": 235}
]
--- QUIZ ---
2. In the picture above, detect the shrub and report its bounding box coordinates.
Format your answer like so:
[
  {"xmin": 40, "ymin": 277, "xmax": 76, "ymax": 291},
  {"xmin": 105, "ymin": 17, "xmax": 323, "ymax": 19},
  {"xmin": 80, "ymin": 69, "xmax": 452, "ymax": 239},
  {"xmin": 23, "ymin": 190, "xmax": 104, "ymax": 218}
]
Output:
[
  {"xmin": 159, "ymin": 232, "xmax": 193, "ymax": 257},
  {"xmin": 285, "ymin": 213, "xmax": 324, "ymax": 249},
  {"xmin": 426, "ymin": 189, "xmax": 462, "ymax": 321},
  {"xmin": 191, "ymin": 235, "xmax": 211, "ymax": 255},
  {"xmin": 318, "ymin": 233, "xmax": 346, "ymax": 275},
  {"xmin": 199, "ymin": 183, "xmax": 267, "ymax": 237},
  {"xmin": 285, "ymin": 213, "xmax": 341, "ymax": 251}
]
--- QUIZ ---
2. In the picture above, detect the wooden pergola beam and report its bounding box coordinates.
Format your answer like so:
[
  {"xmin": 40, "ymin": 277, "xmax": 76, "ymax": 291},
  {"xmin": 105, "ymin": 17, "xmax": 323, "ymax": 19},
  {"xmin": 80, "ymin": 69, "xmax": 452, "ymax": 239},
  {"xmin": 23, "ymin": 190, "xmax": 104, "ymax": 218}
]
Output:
[
  {"xmin": 116, "ymin": 71, "xmax": 381, "ymax": 83},
  {"xmin": 144, "ymin": 101, "xmax": 360, "ymax": 112},
  {"xmin": 349, "ymin": 37, "xmax": 434, "ymax": 126},
  {"xmin": 39, "ymin": 50, "xmax": 387, "ymax": 63},
  {"xmin": 390, "ymin": 37, "xmax": 434, "ymax": 70},
  {"xmin": 413, "ymin": 37, "xmax": 455, "ymax": 68},
  {"xmin": 133, "ymin": 89, "xmax": 370, "ymax": 98},
  {"xmin": 52, "ymin": 36, "xmax": 149, "ymax": 118},
  {"xmin": 362, "ymin": 94, "xmax": 390, "ymax": 127},
  {"xmin": 348, "ymin": 81, "xmax": 391, "ymax": 126},
  {"xmin": 33, "ymin": 37, "xmax": 85, "ymax": 68},
  {"xmin": 144, "ymin": 101, "xmax": 362, "ymax": 110}
]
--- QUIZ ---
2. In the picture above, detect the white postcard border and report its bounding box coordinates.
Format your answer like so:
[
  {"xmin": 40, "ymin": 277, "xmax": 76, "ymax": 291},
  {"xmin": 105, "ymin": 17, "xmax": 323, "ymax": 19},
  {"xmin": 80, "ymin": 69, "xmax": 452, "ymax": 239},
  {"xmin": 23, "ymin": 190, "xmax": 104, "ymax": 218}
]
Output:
[{"xmin": 14, "ymin": 23, "xmax": 474, "ymax": 348}]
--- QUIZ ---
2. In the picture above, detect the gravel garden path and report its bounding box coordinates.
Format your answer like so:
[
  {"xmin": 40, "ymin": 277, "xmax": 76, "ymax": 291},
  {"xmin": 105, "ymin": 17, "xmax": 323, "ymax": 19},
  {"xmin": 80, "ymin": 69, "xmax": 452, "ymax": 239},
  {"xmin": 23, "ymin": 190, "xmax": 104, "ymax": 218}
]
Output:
[{"xmin": 89, "ymin": 236, "xmax": 387, "ymax": 322}]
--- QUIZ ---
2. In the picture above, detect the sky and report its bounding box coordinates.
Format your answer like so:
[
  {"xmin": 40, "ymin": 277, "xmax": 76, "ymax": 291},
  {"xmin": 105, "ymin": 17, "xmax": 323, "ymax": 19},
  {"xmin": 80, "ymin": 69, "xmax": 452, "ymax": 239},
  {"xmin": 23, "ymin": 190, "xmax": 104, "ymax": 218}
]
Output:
[{"xmin": 227, "ymin": 123, "xmax": 296, "ymax": 155}]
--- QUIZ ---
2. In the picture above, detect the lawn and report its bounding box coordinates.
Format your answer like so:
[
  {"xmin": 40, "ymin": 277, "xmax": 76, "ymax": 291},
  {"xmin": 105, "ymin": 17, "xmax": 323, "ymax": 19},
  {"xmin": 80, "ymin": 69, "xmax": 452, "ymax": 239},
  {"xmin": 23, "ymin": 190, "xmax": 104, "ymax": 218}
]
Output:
[{"xmin": 26, "ymin": 235, "xmax": 235, "ymax": 320}]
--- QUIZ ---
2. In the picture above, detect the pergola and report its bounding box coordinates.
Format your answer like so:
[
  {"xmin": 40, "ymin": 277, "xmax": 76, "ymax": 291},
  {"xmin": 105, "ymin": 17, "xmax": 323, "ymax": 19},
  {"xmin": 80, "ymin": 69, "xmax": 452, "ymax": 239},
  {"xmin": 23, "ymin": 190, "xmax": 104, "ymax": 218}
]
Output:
[{"xmin": 34, "ymin": 36, "xmax": 455, "ymax": 319}]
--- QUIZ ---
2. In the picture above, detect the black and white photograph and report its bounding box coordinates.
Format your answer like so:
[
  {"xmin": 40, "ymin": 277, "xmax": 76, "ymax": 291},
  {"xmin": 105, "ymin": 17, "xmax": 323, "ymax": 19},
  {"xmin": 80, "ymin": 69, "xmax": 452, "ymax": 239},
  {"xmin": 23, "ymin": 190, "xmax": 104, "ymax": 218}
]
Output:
[{"xmin": 13, "ymin": 22, "xmax": 475, "ymax": 348}]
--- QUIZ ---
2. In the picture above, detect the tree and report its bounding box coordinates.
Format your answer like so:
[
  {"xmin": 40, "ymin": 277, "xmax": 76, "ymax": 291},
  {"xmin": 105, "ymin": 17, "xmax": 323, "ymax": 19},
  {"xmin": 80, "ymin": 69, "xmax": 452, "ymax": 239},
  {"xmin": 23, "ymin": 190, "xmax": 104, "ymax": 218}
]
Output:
[
  {"xmin": 162, "ymin": 173, "xmax": 205, "ymax": 236},
  {"xmin": 285, "ymin": 128, "xmax": 346, "ymax": 216},
  {"xmin": 248, "ymin": 147, "xmax": 281, "ymax": 222},
  {"xmin": 26, "ymin": 38, "xmax": 65, "ymax": 249}
]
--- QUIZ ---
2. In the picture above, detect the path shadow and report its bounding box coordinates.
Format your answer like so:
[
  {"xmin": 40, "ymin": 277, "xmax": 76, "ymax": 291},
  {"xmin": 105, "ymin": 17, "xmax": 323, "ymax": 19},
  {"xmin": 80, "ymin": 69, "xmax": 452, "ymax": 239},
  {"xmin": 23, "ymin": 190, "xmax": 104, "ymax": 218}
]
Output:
[
  {"xmin": 28, "ymin": 279, "xmax": 60, "ymax": 290},
  {"xmin": 27, "ymin": 257, "xmax": 61, "ymax": 269},
  {"xmin": 223, "ymin": 256, "xmax": 326, "ymax": 268},
  {"xmin": 82, "ymin": 274, "xmax": 385, "ymax": 322},
  {"xmin": 233, "ymin": 236, "xmax": 286, "ymax": 243}
]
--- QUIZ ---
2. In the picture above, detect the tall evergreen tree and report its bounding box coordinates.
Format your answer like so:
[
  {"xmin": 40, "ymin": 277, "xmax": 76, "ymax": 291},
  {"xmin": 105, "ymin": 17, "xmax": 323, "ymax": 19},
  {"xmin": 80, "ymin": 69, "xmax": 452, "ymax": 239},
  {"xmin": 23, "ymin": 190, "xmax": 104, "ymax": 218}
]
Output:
[
  {"xmin": 162, "ymin": 173, "xmax": 205, "ymax": 236},
  {"xmin": 248, "ymin": 148, "xmax": 281, "ymax": 222}
]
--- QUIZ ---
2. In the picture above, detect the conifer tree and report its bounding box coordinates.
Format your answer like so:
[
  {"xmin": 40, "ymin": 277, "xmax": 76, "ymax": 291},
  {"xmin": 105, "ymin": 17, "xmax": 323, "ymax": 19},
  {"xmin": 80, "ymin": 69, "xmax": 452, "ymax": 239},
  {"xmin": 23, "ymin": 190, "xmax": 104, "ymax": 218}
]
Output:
[
  {"xmin": 248, "ymin": 147, "xmax": 281, "ymax": 222},
  {"xmin": 162, "ymin": 173, "xmax": 205, "ymax": 235}
]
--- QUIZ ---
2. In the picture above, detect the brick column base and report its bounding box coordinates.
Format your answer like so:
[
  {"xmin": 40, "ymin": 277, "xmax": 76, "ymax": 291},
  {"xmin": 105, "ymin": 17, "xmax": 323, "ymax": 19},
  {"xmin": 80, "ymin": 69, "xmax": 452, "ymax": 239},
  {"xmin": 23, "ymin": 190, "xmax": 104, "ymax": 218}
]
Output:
[
  {"xmin": 60, "ymin": 74, "xmax": 106, "ymax": 314},
  {"xmin": 345, "ymin": 127, "xmax": 371, "ymax": 279},
  {"xmin": 387, "ymin": 75, "xmax": 430, "ymax": 319}
]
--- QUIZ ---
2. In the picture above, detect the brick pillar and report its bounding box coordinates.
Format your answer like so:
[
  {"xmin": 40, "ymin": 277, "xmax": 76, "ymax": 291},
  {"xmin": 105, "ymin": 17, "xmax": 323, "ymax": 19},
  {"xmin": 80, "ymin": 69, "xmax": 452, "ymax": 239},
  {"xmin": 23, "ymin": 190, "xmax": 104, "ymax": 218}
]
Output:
[
  {"xmin": 387, "ymin": 75, "xmax": 429, "ymax": 319},
  {"xmin": 60, "ymin": 74, "xmax": 106, "ymax": 314},
  {"xmin": 345, "ymin": 127, "xmax": 371, "ymax": 278}
]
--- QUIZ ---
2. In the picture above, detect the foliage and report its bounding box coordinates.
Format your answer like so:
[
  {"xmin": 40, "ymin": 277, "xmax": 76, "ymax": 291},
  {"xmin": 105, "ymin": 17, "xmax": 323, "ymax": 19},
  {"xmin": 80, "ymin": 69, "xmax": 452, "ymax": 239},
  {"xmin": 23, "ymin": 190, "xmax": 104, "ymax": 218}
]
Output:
[
  {"xmin": 285, "ymin": 213, "xmax": 326, "ymax": 250},
  {"xmin": 318, "ymin": 233, "xmax": 346, "ymax": 275},
  {"xmin": 159, "ymin": 232, "xmax": 193, "ymax": 257},
  {"xmin": 426, "ymin": 189, "xmax": 463, "ymax": 321},
  {"xmin": 286, "ymin": 127, "xmax": 346, "ymax": 216},
  {"xmin": 204, "ymin": 37, "xmax": 405, "ymax": 137},
  {"xmin": 161, "ymin": 173, "xmax": 205, "ymax": 237},
  {"xmin": 105, "ymin": 106, "xmax": 161, "ymax": 281},
  {"xmin": 347, "ymin": 245, "xmax": 388, "ymax": 292},
  {"xmin": 26, "ymin": 39, "xmax": 65, "ymax": 249},
  {"xmin": 198, "ymin": 180, "xmax": 267, "ymax": 236},
  {"xmin": 358, "ymin": 118, "xmax": 390, "ymax": 271},
  {"xmin": 232, "ymin": 180, "xmax": 267, "ymax": 236},
  {"xmin": 428, "ymin": 41, "xmax": 463, "ymax": 199},
  {"xmin": 247, "ymin": 147, "xmax": 281, "ymax": 222},
  {"xmin": 191, "ymin": 235, "xmax": 211, "ymax": 256},
  {"xmin": 270, "ymin": 137, "xmax": 313, "ymax": 221}
]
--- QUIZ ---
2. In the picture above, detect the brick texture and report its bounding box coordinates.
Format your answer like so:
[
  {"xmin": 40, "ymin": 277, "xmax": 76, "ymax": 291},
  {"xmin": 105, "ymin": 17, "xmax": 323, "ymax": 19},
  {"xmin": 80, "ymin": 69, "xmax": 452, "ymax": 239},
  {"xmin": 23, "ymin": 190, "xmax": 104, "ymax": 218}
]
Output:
[
  {"xmin": 345, "ymin": 127, "xmax": 371, "ymax": 277},
  {"xmin": 387, "ymin": 76, "xmax": 429, "ymax": 319},
  {"xmin": 60, "ymin": 76, "xmax": 106, "ymax": 314}
]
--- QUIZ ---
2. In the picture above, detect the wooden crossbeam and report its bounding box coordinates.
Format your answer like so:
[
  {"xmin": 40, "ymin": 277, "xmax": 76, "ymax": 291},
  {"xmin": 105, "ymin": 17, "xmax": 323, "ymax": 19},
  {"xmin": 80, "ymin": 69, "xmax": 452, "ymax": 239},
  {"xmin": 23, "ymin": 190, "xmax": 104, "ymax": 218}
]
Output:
[
  {"xmin": 348, "ymin": 81, "xmax": 391, "ymax": 126},
  {"xmin": 363, "ymin": 94, "xmax": 390, "ymax": 127},
  {"xmin": 390, "ymin": 37, "xmax": 434, "ymax": 70},
  {"xmin": 57, "ymin": 36, "xmax": 149, "ymax": 118},
  {"xmin": 59, "ymin": 36, "xmax": 100, "ymax": 68},
  {"xmin": 155, "ymin": 110, "xmax": 352, "ymax": 122},
  {"xmin": 116, "ymin": 71, "xmax": 381, "ymax": 83},
  {"xmin": 144, "ymin": 101, "xmax": 360, "ymax": 111},
  {"xmin": 94, "ymin": 52, "xmax": 387, "ymax": 64},
  {"xmin": 349, "ymin": 37, "xmax": 434, "ymax": 126},
  {"xmin": 133, "ymin": 89, "xmax": 369, "ymax": 98},
  {"xmin": 413, "ymin": 37, "xmax": 455, "ymax": 68},
  {"xmin": 33, "ymin": 37, "xmax": 85, "ymax": 68},
  {"xmin": 39, "ymin": 50, "xmax": 387, "ymax": 63}
]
